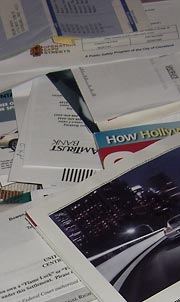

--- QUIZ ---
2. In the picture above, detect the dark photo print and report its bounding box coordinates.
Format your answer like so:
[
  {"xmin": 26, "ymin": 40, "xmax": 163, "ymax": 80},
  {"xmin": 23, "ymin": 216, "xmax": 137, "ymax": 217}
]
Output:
[{"xmin": 50, "ymin": 147, "xmax": 180, "ymax": 302}]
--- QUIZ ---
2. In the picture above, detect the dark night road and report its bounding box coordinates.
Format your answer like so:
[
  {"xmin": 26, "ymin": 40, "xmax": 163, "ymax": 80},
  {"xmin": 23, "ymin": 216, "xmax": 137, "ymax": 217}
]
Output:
[{"xmin": 117, "ymin": 237, "xmax": 180, "ymax": 302}]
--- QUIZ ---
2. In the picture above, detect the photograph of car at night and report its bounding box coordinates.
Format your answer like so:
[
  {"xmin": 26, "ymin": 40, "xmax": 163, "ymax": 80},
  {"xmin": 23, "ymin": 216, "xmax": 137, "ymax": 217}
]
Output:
[
  {"xmin": 164, "ymin": 214, "xmax": 180, "ymax": 240},
  {"xmin": 50, "ymin": 147, "xmax": 180, "ymax": 302}
]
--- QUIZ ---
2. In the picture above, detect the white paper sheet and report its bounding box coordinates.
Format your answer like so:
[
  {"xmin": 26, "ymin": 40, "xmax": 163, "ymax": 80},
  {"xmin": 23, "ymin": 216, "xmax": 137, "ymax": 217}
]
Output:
[
  {"xmin": 23, "ymin": 76, "xmax": 102, "ymax": 170},
  {"xmin": 12, "ymin": 81, "xmax": 33, "ymax": 131},
  {"xmin": 72, "ymin": 54, "xmax": 180, "ymax": 129},
  {"xmin": 0, "ymin": 203, "xmax": 97, "ymax": 302},
  {"xmin": 9, "ymin": 88, "xmax": 98, "ymax": 186}
]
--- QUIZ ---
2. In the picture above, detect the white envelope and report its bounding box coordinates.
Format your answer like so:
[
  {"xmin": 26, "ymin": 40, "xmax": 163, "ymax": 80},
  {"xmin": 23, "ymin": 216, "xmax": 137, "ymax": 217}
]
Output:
[{"xmin": 72, "ymin": 54, "xmax": 180, "ymax": 130}]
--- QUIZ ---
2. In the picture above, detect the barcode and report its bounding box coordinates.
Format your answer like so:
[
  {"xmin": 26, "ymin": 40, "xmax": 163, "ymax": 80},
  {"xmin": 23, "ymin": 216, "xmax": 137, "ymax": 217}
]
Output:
[{"xmin": 61, "ymin": 168, "xmax": 96, "ymax": 182}]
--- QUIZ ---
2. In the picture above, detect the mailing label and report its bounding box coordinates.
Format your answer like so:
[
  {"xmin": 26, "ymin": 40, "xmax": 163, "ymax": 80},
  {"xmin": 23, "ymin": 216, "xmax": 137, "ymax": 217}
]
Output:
[{"xmin": 0, "ymin": 0, "xmax": 28, "ymax": 39}]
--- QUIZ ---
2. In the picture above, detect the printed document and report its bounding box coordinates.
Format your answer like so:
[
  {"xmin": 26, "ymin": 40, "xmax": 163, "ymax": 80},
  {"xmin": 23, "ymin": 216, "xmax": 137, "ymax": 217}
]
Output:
[
  {"xmin": 0, "ymin": 0, "xmax": 51, "ymax": 60},
  {"xmin": 0, "ymin": 1, "xmax": 180, "ymax": 93},
  {"xmin": 45, "ymin": 0, "xmax": 150, "ymax": 36},
  {"xmin": 9, "ymin": 82, "xmax": 98, "ymax": 186},
  {"xmin": 27, "ymin": 134, "xmax": 180, "ymax": 302},
  {"xmin": 0, "ymin": 0, "xmax": 148, "ymax": 60},
  {"xmin": 0, "ymin": 203, "xmax": 97, "ymax": 302},
  {"xmin": 72, "ymin": 54, "xmax": 180, "ymax": 129},
  {"xmin": 23, "ymin": 76, "xmax": 102, "ymax": 170}
]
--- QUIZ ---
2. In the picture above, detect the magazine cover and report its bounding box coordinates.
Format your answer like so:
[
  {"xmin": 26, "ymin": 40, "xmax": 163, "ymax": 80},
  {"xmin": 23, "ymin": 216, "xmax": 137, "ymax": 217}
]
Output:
[
  {"xmin": 26, "ymin": 134, "xmax": 180, "ymax": 302},
  {"xmin": 94, "ymin": 121, "xmax": 180, "ymax": 168}
]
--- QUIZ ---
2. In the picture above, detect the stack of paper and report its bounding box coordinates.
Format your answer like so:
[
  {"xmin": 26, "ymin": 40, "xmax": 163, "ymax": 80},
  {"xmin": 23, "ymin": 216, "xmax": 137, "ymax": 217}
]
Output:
[{"xmin": 1, "ymin": 1, "xmax": 180, "ymax": 302}]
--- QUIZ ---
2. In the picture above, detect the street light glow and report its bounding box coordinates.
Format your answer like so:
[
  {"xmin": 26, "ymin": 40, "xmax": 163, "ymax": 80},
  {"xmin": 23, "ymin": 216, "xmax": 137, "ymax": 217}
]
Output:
[{"xmin": 126, "ymin": 228, "xmax": 135, "ymax": 234}]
